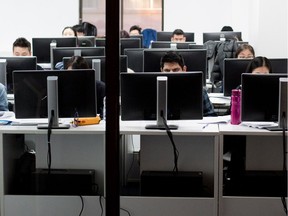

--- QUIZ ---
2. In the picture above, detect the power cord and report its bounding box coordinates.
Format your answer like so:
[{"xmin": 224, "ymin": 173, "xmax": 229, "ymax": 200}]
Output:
[
  {"xmin": 280, "ymin": 112, "xmax": 287, "ymax": 215},
  {"xmin": 99, "ymin": 195, "xmax": 131, "ymax": 216},
  {"xmin": 78, "ymin": 195, "xmax": 84, "ymax": 216},
  {"xmin": 47, "ymin": 110, "xmax": 54, "ymax": 174},
  {"xmin": 161, "ymin": 110, "xmax": 179, "ymax": 172}
]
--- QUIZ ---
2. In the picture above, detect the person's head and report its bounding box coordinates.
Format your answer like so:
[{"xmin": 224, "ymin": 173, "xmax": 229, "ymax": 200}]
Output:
[
  {"xmin": 160, "ymin": 51, "xmax": 187, "ymax": 72},
  {"xmin": 221, "ymin": 26, "xmax": 233, "ymax": 31},
  {"xmin": 73, "ymin": 24, "xmax": 85, "ymax": 36},
  {"xmin": 171, "ymin": 29, "xmax": 186, "ymax": 42},
  {"xmin": 66, "ymin": 56, "xmax": 89, "ymax": 70},
  {"xmin": 235, "ymin": 44, "xmax": 255, "ymax": 59},
  {"xmin": 129, "ymin": 25, "xmax": 142, "ymax": 36},
  {"xmin": 120, "ymin": 30, "xmax": 130, "ymax": 38},
  {"xmin": 13, "ymin": 37, "xmax": 32, "ymax": 56},
  {"xmin": 245, "ymin": 56, "xmax": 272, "ymax": 74},
  {"xmin": 62, "ymin": 26, "xmax": 77, "ymax": 37}
]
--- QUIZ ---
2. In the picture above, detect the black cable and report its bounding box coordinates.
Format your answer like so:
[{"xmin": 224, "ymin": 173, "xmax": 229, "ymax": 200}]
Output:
[
  {"xmin": 78, "ymin": 195, "xmax": 84, "ymax": 216},
  {"xmin": 47, "ymin": 110, "xmax": 54, "ymax": 174},
  {"xmin": 280, "ymin": 112, "xmax": 287, "ymax": 215},
  {"xmin": 99, "ymin": 196, "xmax": 131, "ymax": 216},
  {"xmin": 161, "ymin": 110, "xmax": 179, "ymax": 172}
]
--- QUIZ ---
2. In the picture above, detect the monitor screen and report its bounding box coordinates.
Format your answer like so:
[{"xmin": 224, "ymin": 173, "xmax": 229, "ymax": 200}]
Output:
[
  {"xmin": 143, "ymin": 49, "xmax": 207, "ymax": 85},
  {"xmin": 52, "ymin": 47, "xmax": 105, "ymax": 69},
  {"xmin": 241, "ymin": 73, "xmax": 288, "ymax": 122},
  {"xmin": 151, "ymin": 41, "xmax": 196, "ymax": 49},
  {"xmin": 203, "ymin": 32, "xmax": 242, "ymax": 43},
  {"xmin": 223, "ymin": 58, "xmax": 251, "ymax": 96},
  {"xmin": 77, "ymin": 36, "xmax": 95, "ymax": 47},
  {"xmin": 0, "ymin": 56, "xmax": 37, "ymax": 94},
  {"xmin": 124, "ymin": 48, "xmax": 144, "ymax": 72},
  {"xmin": 62, "ymin": 55, "xmax": 128, "ymax": 82},
  {"xmin": 32, "ymin": 37, "xmax": 77, "ymax": 63},
  {"xmin": 13, "ymin": 69, "xmax": 96, "ymax": 119},
  {"xmin": 157, "ymin": 31, "xmax": 195, "ymax": 42},
  {"xmin": 121, "ymin": 72, "xmax": 203, "ymax": 120},
  {"xmin": 95, "ymin": 38, "xmax": 106, "ymax": 47},
  {"xmin": 270, "ymin": 58, "xmax": 288, "ymax": 74},
  {"xmin": 120, "ymin": 38, "xmax": 141, "ymax": 55},
  {"xmin": 130, "ymin": 34, "xmax": 143, "ymax": 48}
]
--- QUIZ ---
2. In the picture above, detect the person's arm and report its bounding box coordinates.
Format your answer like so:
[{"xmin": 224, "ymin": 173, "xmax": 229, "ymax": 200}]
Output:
[
  {"xmin": 0, "ymin": 84, "xmax": 8, "ymax": 111},
  {"xmin": 203, "ymin": 88, "xmax": 217, "ymax": 117}
]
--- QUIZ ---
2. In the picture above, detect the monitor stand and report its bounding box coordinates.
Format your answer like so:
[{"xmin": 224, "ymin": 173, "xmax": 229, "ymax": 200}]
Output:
[
  {"xmin": 37, "ymin": 76, "xmax": 70, "ymax": 129},
  {"xmin": 145, "ymin": 76, "xmax": 178, "ymax": 130}
]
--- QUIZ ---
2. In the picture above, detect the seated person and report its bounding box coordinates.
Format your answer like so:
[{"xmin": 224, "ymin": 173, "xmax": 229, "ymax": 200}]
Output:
[
  {"xmin": 62, "ymin": 26, "xmax": 77, "ymax": 37},
  {"xmin": 73, "ymin": 24, "xmax": 85, "ymax": 36},
  {"xmin": 160, "ymin": 51, "xmax": 217, "ymax": 117},
  {"xmin": 66, "ymin": 56, "xmax": 106, "ymax": 118},
  {"xmin": 245, "ymin": 56, "xmax": 272, "ymax": 74},
  {"xmin": 12, "ymin": 37, "xmax": 44, "ymax": 70},
  {"xmin": 129, "ymin": 25, "xmax": 142, "ymax": 36},
  {"xmin": 171, "ymin": 29, "xmax": 186, "ymax": 42}
]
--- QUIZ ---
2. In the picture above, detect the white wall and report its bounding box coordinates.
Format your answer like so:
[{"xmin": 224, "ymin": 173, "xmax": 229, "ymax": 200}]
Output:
[
  {"xmin": 0, "ymin": 0, "xmax": 79, "ymax": 56},
  {"xmin": 164, "ymin": 0, "xmax": 288, "ymax": 58}
]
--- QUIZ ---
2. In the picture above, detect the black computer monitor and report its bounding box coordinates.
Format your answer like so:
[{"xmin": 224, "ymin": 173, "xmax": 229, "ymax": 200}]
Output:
[
  {"xmin": 52, "ymin": 47, "xmax": 105, "ymax": 69},
  {"xmin": 121, "ymin": 72, "xmax": 203, "ymax": 120},
  {"xmin": 203, "ymin": 32, "xmax": 242, "ymax": 43},
  {"xmin": 124, "ymin": 48, "xmax": 145, "ymax": 72},
  {"xmin": 130, "ymin": 34, "xmax": 143, "ymax": 48},
  {"xmin": 151, "ymin": 41, "xmax": 196, "ymax": 49},
  {"xmin": 0, "ymin": 56, "xmax": 37, "ymax": 94},
  {"xmin": 13, "ymin": 69, "xmax": 96, "ymax": 119},
  {"xmin": 223, "ymin": 58, "xmax": 251, "ymax": 96},
  {"xmin": 32, "ymin": 37, "xmax": 77, "ymax": 63},
  {"xmin": 120, "ymin": 38, "xmax": 141, "ymax": 55},
  {"xmin": 95, "ymin": 38, "xmax": 106, "ymax": 47},
  {"xmin": 77, "ymin": 36, "xmax": 95, "ymax": 47},
  {"xmin": 62, "ymin": 55, "xmax": 128, "ymax": 82},
  {"xmin": 143, "ymin": 49, "xmax": 207, "ymax": 85},
  {"xmin": 241, "ymin": 73, "xmax": 288, "ymax": 122},
  {"xmin": 157, "ymin": 31, "xmax": 195, "ymax": 42},
  {"xmin": 270, "ymin": 58, "xmax": 288, "ymax": 74}
]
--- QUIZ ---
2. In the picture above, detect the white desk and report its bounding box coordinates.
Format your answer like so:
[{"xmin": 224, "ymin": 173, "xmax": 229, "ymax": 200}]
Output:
[{"xmin": 218, "ymin": 124, "xmax": 287, "ymax": 216}]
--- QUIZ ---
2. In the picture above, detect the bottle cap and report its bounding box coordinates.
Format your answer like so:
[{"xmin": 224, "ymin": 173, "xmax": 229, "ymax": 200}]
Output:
[{"xmin": 231, "ymin": 89, "xmax": 241, "ymax": 96}]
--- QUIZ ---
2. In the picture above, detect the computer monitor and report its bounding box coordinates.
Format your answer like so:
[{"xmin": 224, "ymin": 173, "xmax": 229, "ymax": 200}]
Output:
[
  {"xmin": 124, "ymin": 48, "xmax": 145, "ymax": 72},
  {"xmin": 120, "ymin": 38, "xmax": 141, "ymax": 55},
  {"xmin": 223, "ymin": 58, "xmax": 251, "ymax": 96},
  {"xmin": 0, "ymin": 56, "xmax": 37, "ymax": 94},
  {"xmin": 143, "ymin": 49, "xmax": 207, "ymax": 85},
  {"xmin": 77, "ymin": 36, "xmax": 95, "ymax": 47},
  {"xmin": 203, "ymin": 32, "xmax": 242, "ymax": 43},
  {"xmin": 130, "ymin": 34, "xmax": 143, "ymax": 48},
  {"xmin": 157, "ymin": 31, "xmax": 195, "ymax": 42},
  {"xmin": 95, "ymin": 38, "xmax": 106, "ymax": 47},
  {"xmin": 241, "ymin": 73, "xmax": 288, "ymax": 122},
  {"xmin": 121, "ymin": 72, "xmax": 203, "ymax": 120},
  {"xmin": 62, "ymin": 55, "xmax": 128, "ymax": 82},
  {"xmin": 13, "ymin": 69, "xmax": 96, "ymax": 119},
  {"xmin": 52, "ymin": 47, "xmax": 105, "ymax": 69},
  {"xmin": 32, "ymin": 37, "xmax": 77, "ymax": 63},
  {"xmin": 151, "ymin": 41, "xmax": 196, "ymax": 49},
  {"xmin": 270, "ymin": 58, "xmax": 288, "ymax": 74},
  {"xmin": 188, "ymin": 44, "xmax": 205, "ymax": 49}
]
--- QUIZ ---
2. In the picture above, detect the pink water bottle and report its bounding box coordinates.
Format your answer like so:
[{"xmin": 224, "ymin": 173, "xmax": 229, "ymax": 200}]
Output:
[{"xmin": 231, "ymin": 89, "xmax": 241, "ymax": 125}]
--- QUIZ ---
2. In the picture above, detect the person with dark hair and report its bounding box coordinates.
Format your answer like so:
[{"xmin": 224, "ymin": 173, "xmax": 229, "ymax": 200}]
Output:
[
  {"xmin": 171, "ymin": 29, "xmax": 186, "ymax": 42},
  {"xmin": 245, "ymin": 56, "xmax": 272, "ymax": 74},
  {"xmin": 160, "ymin": 51, "xmax": 216, "ymax": 116},
  {"xmin": 62, "ymin": 26, "xmax": 77, "ymax": 37},
  {"xmin": 235, "ymin": 44, "xmax": 255, "ymax": 59},
  {"xmin": 221, "ymin": 26, "xmax": 234, "ymax": 31},
  {"xmin": 73, "ymin": 24, "xmax": 85, "ymax": 36},
  {"xmin": 66, "ymin": 56, "xmax": 106, "ymax": 118},
  {"xmin": 12, "ymin": 37, "xmax": 44, "ymax": 70},
  {"xmin": 120, "ymin": 30, "xmax": 130, "ymax": 38},
  {"xmin": 129, "ymin": 25, "xmax": 142, "ymax": 36},
  {"xmin": 13, "ymin": 37, "xmax": 32, "ymax": 56}
]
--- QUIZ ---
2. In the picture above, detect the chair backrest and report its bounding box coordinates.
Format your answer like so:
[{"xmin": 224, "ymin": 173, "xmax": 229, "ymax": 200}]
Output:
[
  {"xmin": 82, "ymin": 22, "xmax": 97, "ymax": 36},
  {"xmin": 142, "ymin": 28, "xmax": 157, "ymax": 48}
]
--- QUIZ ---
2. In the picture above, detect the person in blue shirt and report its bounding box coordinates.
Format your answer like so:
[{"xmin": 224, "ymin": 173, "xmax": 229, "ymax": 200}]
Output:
[{"xmin": 160, "ymin": 51, "xmax": 216, "ymax": 116}]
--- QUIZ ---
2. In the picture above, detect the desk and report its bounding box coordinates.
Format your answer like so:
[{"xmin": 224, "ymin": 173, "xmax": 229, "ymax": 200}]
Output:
[
  {"xmin": 218, "ymin": 124, "xmax": 287, "ymax": 216},
  {"xmin": 0, "ymin": 124, "xmax": 105, "ymax": 216}
]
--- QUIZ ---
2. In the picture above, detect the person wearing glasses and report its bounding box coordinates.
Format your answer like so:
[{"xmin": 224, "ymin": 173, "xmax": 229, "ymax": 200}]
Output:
[{"xmin": 160, "ymin": 51, "xmax": 216, "ymax": 117}]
